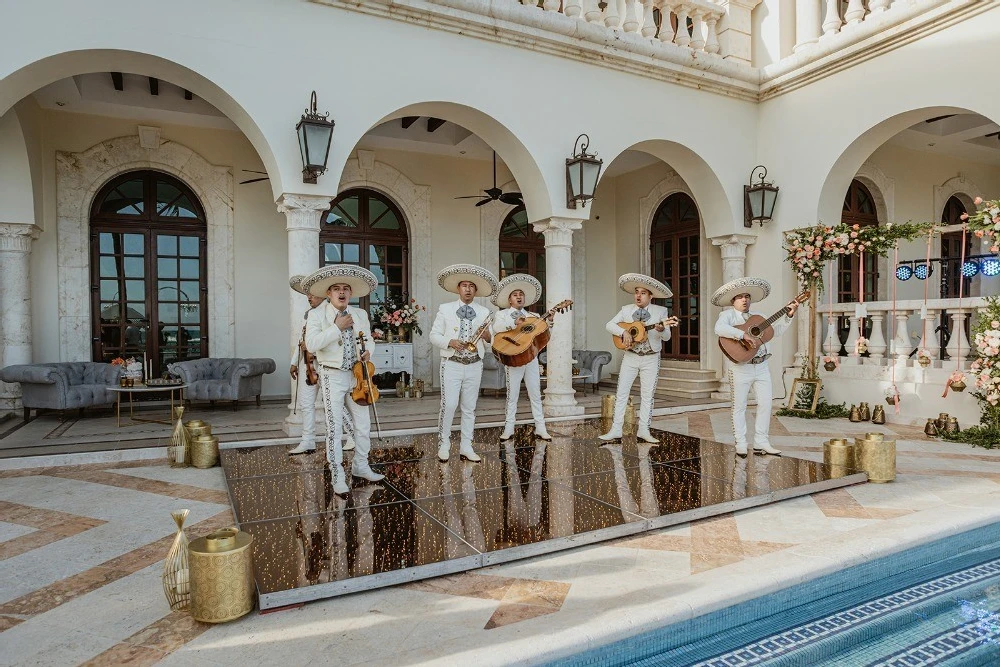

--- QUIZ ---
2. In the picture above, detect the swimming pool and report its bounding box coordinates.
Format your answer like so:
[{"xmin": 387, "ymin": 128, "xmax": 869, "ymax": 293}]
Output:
[{"xmin": 550, "ymin": 522, "xmax": 1000, "ymax": 666}]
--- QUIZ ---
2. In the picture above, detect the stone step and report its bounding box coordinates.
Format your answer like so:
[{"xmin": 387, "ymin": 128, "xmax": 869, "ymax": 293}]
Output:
[{"xmin": 656, "ymin": 363, "xmax": 720, "ymax": 400}]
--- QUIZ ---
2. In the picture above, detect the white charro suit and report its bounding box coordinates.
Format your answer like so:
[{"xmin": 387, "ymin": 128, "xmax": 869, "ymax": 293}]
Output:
[
  {"xmin": 306, "ymin": 303, "xmax": 373, "ymax": 470},
  {"xmin": 714, "ymin": 308, "xmax": 791, "ymax": 451},
  {"xmin": 605, "ymin": 303, "xmax": 672, "ymax": 435},
  {"xmin": 492, "ymin": 307, "xmax": 547, "ymax": 435},
  {"xmin": 430, "ymin": 300, "xmax": 492, "ymax": 451},
  {"xmin": 291, "ymin": 309, "xmax": 355, "ymax": 451}
]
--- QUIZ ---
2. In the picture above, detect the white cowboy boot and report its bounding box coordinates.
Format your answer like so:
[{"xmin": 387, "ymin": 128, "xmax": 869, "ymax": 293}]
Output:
[
  {"xmin": 754, "ymin": 443, "xmax": 782, "ymax": 456},
  {"xmin": 329, "ymin": 463, "xmax": 350, "ymax": 496},
  {"xmin": 438, "ymin": 441, "xmax": 451, "ymax": 463},
  {"xmin": 343, "ymin": 436, "xmax": 355, "ymax": 452},
  {"xmin": 288, "ymin": 441, "xmax": 315, "ymax": 455},
  {"xmin": 599, "ymin": 430, "xmax": 623, "ymax": 442},
  {"xmin": 352, "ymin": 457, "xmax": 385, "ymax": 482},
  {"xmin": 735, "ymin": 443, "xmax": 748, "ymax": 458},
  {"xmin": 459, "ymin": 444, "xmax": 482, "ymax": 463},
  {"xmin": 499, "ymin": 427, "xmax": 515, "ymax": 441},
  {"xmin": 635, "ymin": 428, "xmax": 658, "ymax": 444},
  {"xmin": 534, "ymin": 426, "xmax": 552, "ymax": 441}
]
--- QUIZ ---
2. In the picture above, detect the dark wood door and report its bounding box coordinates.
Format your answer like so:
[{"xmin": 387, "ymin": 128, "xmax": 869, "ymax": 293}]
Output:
[{"xmin": 650, "ymin": 193, "xmax": 700, "ymax": 360}]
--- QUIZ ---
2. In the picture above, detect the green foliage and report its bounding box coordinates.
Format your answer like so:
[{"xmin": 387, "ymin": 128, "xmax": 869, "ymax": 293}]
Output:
[
  {"xmin": 776, "ymin": 399, "xmax": 851, "ymax": 420},
  {"xmin": 941, "ymin": 426, "xmax": 1000, "ymax": 449}
]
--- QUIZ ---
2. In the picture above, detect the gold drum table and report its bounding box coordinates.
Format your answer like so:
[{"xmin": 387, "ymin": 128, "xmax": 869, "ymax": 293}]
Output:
[
  {"xmin": 189, "ymin": 528, "xmax": 255, "ymax": 623},
  {"xmin": 854, "ymin": 432, "xmax": 896, "ymax": 483},
  {"xmin": 601, "ymin": 394, "xmax": 615, "ymax": 420},
  {"xmin": 823, "ymin": 438, "xmax": 854, "ymax": 477},
  {"xmin": 191, "ymin": 435, "xmax": 219, "ymax": 469}
]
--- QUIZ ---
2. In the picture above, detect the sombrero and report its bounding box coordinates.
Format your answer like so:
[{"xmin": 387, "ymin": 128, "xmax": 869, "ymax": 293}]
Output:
[
  {"xmin": 302, "ymin": 265, "xmax": 378, "ymax": 299},
  {"xmin": 711, "ymin": 277, "xmax": 771, "ymax": 307},
  {"xmin": 289, "ymin": 275, "xmax": 307, "ymax": 295},
  {"xmin": 493, "ymin": 274, "xmax": 542, "ymax": 308},
  {"xmin": 618, "ymin": 273, "xmax": 672, "ymax": 299},
  {"xmin": 437, "ymin": 264, "xmax": 498, "ymax": 297}
]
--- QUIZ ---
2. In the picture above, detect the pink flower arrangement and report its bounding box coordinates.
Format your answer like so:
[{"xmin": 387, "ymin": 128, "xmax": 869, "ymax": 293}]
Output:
[
  {"xmin": 971, "ymin": 297, "xmax": 1000, "ymax": 410},
  {"xmin": 376, "ymin": 292, "xmax": 427, "ymax": 336},
  {"xmin": 965, "ymin": 197, "xmax": 1000, "ymax": 258}
]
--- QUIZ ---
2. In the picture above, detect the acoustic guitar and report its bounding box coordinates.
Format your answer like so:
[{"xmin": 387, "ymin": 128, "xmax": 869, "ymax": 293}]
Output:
[
  {"xmin": 612, "ymin": 315, "xmax": 680, "ymax": 351},
  {"xmin": 718, "ymin": 291, "xmax": 810, "ymax": 364},
  {"xmin": 492, "ymin": 300, "xmax": 573, "ymax": 367}
]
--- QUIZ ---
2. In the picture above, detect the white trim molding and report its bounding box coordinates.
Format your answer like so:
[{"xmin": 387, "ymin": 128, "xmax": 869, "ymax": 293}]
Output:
[{"xmin": 55, "ymin": 136, "xmax": 235, "ymax": 362}]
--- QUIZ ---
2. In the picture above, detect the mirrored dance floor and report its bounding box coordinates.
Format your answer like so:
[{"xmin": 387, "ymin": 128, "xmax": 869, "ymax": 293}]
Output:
[{"xmin": 219, "ymin": 419, "xmax": 867, "ymax": 609}]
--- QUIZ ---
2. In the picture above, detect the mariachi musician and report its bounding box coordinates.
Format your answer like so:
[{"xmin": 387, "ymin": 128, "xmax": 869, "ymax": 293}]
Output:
[
  {"xmin": 600, "ymin": 273, "xmax": 677, "ymax": 444},
  {"xmin": 491, "ymin": 273, "xmax": 551, "ymax": 442},
  {"xmin": 712, "ymin": 276, "xmax": 798, "ymax": 457},
  {"xmin": 303, "ymin": 265, "xmax": 385, "ymax": 494},
  {"xmin": 287, "ymin": 275, "xmax": 356, "ymax": 457},
  {"xmin": 429, "ymin": 263, "xmax": 498, "ymax": 464}
]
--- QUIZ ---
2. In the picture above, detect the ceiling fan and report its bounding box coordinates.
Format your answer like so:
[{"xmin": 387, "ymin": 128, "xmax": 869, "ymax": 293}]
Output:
[
  {"xmin": 239, "ymin": 169, "xmax": 269, "ymax": 185},
  {"xmin": 455, "ymin": 151, "xmax": 523, "ymax": 207}
]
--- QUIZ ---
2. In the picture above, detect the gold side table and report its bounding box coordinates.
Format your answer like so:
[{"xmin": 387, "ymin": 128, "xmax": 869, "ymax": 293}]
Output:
[{"xmin": 189, "ymin": 528, "xmax": 255, "ymax": 623}]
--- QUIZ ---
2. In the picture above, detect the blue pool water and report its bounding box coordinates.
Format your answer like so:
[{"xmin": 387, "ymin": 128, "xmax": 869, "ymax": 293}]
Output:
[{"xmin": 551, "ymin": 523, "xmax": 1000, "ymax": 667}]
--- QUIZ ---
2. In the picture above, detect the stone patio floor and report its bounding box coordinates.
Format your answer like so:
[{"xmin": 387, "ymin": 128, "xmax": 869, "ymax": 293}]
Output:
[{"xmin": 2, "ymin": 404, "xmax": 999, "ymax": 666}]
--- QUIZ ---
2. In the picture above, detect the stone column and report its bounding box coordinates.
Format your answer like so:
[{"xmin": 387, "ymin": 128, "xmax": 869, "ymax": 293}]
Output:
[
  {"xmin": 534, "ymin": 216, "xmax": 585, "ymax": 417},
  {"xmin": 277, "ymin": 194, "xmax": 331, "ymax": 435},
  {"xmin": 710, "ymin": 234, "xmax": 756, "ymax": 396},
  {"xmin": 945, "ymin": 309, "xmax": 972, "ymax": 367},
  {"xmin": 0, "ymin": 223, "xmax": 41, "ymax": 415},
  {"xmin": 794, "ymin": 0, "xmax": 821, "ymax": 51}
]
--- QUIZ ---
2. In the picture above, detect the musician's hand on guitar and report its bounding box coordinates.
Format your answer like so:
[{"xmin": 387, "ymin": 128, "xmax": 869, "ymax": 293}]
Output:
[
  {"xmin": 448, "ymin": 339, "xmax": 464, "ymax": 351},
  {"xmin": 786, "ymin": 301, "xmax": 799, "ymax": 317},
  {"xmin": 738, "ymin": 336, "xmax": 757, "ymax": 351},
  {"xmin": 621, "ymin": 331, "xmax": 633, "ymax": 348},
  {"xmin": 290, "ymin": 365, "xmax": 298, "ymax": 380},
  {"xmin": 515, "ymin": 316, "xmax": 527, "ymax": 326},
  {"xmin": 654, "ymin": 322, "xmax": 665, "ymax": 333}
]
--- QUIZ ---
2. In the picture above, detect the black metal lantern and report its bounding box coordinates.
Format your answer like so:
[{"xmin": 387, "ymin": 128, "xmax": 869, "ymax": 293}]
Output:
[
  {"xmin": 296, "ymin": 91, "xmax": 335, "ymax": 184},
  {"xmin": 744, "ymin": 165, "xmax": 779, "ymax": 228},
  {"xmin": 565, "ymin": 134, "xmax": 603, "ymax": 209}
]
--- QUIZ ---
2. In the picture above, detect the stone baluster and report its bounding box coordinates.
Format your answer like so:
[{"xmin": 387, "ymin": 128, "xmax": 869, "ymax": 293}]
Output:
[
  {"xmin": 641, "ymin": 0, "xmax": 657, "ymax": 37},
  {"xmin": 917, "ymin": 309, "xmax": 940, "ymax": 360},
  {"xmin": 565, "ymin": 0, "xmax": 584, "ymax": 17},
  {"xmin": 689, "ymin": 10, "xmax": 706, "ymax": 50},
  {"xmin": 0, "ymin": 223, "xmax": 41, "ymax": 417},
  {"xmin": 867, "ymin": 311, "xmax": 887, "ymax": 361},
  {"xmin": 869, "ymin": 0, "xmax": 892, "ymax": 12},
  {"xmin": 622, "ymin": 0, "xmax": 640, "ymax": 32},
  {"xmin": 794, "ymin": 0, "xmax": 821, "ymax": 51},
  {"xmin": 843, "ymin": 0, "xmax": 866, "ymax": 25},
  {"xmin": 822, "ymin": 315, "xmax": 839, "ymax": 356},
  {"xmin": 534, "ymin": 217, "xmax": 585, "ymax": 417},
  {"xmin": 845, "ymin": 314, "xmax": 860, "ymax": 363},
  {"xmin": 945, "ymin": 309, "xmax": 973, "ymax": 366},
  {"xmin": 604, "ymin": 0, "xmax": 621, "ymax": 28},
  {"xmin": 674, "ymin": 5, "xmax": 691, "ymax": 47},
  {"xmin": 704, "ymin": 15, "xmax": 719, "ymax": 53},
  {"xmin": 543, "ymin": 0, "xmax": 560, "ymax": 11},
  {"xmin": 656, "ymin": 2, "xmax": 674, "ymax": 43},
  {"xmin": 822, "ymin": 0, "xmax": 842, "ymax": 36},
  {"xmin": 522, "ymin": 0, "xmax": 540, "ymax": 9},
  {"xmin": 892, "ymin": 311, "xmax": 911, "ymax": 363},
  {"xmin": 277, "ymin": 193, "xmax": 331, "ymax": 435},
  {"xmin": 585, "ymin": 0, "xmax": 603, "ymax": 22}
]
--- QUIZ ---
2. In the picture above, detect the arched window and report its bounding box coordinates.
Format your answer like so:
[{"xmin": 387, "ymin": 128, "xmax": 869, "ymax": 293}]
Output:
[
  {"xmin": 650, "ymin": 193, "xmax": 700, "ymax": 360},
  {"xmin": 940, "ymin": 195, "xmax": 971, "ymax": 298},
  {"xmin": 320, "ymin": 188, "xmax": 408, "ymax": 310},
  {"xmin": 499, "ymin": 206, "xmax": 545, "ymax": 309},
  {"xmin": 838, "ymin": 179, "xmax": 880, "ymax": 304},
  {"xmin": 90, "ymin": 170, "xmax": 208, "ymax": 375}
]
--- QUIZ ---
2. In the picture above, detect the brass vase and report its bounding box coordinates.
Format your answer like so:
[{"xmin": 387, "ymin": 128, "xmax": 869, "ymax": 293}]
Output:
[
  {"xmin": 191, "ymin": 435, "xmax": 220, "ymax": 469},
  {"xmin": 189, "ymin": 528, "xmax": 255, "ymax": 623},
  {"xmin": 824, "ymin": 361, "xmax": 837, "ymax": 372},
  {"xmin": 945, "ymin": 417, "xmax": 960, "ymax": 434},
  {"xmin": 924, "ymin": 418, "xmax": 939, "ymax": 437},
  {"xmin": 855, "ymin": 432, "xmax": 896, "ymax": 483},
  {"xmin": 858, "ymin": 402, "xmax": 871, "ymax": 421},
  {"xmin": 823, "ymin": 438, "xmax": 854, "ymax": 477},
  {"xmin": 951, "ymin": 380, "xmax": 967, "ymax": 392},
  {"xmin": 917, "ymin": 355, "xmax": 931, "ymax": 368},
  {"xmin": 936, "ymin": 413, "xmax": 950, "ymax": 431},
  {"xmin": 871, "ymin": 405, "xmax": 886, "ymax": 425},
  {"xmin": 849, "ymin": 405, "xmax": 862, "ymax": 422}
]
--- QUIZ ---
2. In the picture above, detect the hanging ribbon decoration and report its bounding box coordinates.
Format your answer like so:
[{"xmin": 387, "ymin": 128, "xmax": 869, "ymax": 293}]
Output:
[
  {"xmin": 919, "ymin": 227, "xmax": 933, "ymax": 360},
  {"xmin": 943, "ymin": 224, "xmax": 969, "ymax": 398},
  {"xmin": 855, "ymin": 249, "xmax": 868, "ymax": 355},
  {"xmin": 890, "ymin": 245, "xmax": 900, "ymax": 413},
  {"xmin": 828, "ymin": 260, "xmax": 838, "ymax": 368}
]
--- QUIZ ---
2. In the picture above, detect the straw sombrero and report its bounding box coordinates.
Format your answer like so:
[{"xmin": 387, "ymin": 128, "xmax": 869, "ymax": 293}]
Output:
[
  {"xmin": 493, "ymin": 274, "xmax": 542, "ymax": 308},
  {"xmin": 289, "ymin": 275, "xmax": 307, "ymax": 295},
  {"xmin": 437, "ymin": 264, "xmax": 498, "ymax": 297},
  {"xmin": 710, "ymin": 277, "xmax": 771, "ymax": 307},
  {"xmin": 302, "ymin": 265, "xmax": 378, "ymax": 299},
  {"xmin": 618, "ymin": 273, "xmax": 672, "ymax": 299}
]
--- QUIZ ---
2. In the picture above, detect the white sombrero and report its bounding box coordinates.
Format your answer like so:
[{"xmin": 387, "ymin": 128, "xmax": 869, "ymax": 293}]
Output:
[
  {"xmin": 493, "ymin": 274, "xmax": 542, "ymax": 308},
  {"xmin": 618, "ymin": 273, "xmax": 672, "ymax": 299},
  {"xmin": 437, "ymin": 264, "xmax": 498, "ymax": 297},
  {"xmin": 302, "ymin": 265, "xmax": 378, "ymax": 299},
  {"xmin": 711, "ymin": 277, "xmax": 771, "ymax": 307},
  {"xmin": 289, "ymin": 275, "xmax": 307, "ymax": 295}
]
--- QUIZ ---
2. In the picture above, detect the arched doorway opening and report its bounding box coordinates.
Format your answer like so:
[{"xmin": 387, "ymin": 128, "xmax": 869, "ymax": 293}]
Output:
[
  {"xmin": 649, "ymin": 192, "xmax": 700, "ymax": 360},
  {"xmin": 499, "ymin": 205, "xmax": 546, "ymax": 309},
  {"xmin": 320, "ymin": 188, "xmax": 409, "ymax": 311},
  {"xmin": 940, "ymin": 195, "xmax": 971, "ymax": 298},
  {"xmin": 837, "ymin": 179, "xmax": 879, "ymax": 349},
  {"xmin": 90, "ymin": 170, "xmax": 208, "ymax": 375}
]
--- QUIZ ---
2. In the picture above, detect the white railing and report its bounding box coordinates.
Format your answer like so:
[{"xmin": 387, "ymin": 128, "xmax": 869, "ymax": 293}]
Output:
[{"xmin": 817, "ymin": 297, "xmax": 988, "ymax": 368}]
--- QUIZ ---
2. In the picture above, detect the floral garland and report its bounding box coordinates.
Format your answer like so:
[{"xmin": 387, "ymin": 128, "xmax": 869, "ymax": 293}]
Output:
[
  {"xmin": 783, "ymin": 222, "xmax": 933, "ymax": 291},
  {"xmin": 971, "ymin": 296, "xmax": 1000, "ymax": 413},
  {"xmin": 964, "ymin": 197, "xmax": 1000, "ymax": 255}
]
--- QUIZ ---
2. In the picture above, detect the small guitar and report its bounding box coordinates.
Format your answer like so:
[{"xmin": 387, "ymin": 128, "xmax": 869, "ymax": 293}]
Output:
[
  {"xmin": 612, "ymin": 315, "xmax": 680, "ymax": 351},
  {"xmin": 492, "ymin": 300, "xmax": 573, "ymax": 367},
  {"xmin": 718, "ymin": 291, "xmax": 810, "ymax": 364}
]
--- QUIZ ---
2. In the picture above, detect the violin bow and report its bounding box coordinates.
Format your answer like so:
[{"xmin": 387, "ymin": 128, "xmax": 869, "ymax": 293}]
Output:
[{"xmin": 356, "ymin": 331, "xmax": 383, "ymax": 442}]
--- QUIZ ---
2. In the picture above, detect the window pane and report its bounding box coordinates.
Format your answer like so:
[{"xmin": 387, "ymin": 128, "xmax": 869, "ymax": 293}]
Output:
[
  {"xmin": 387, "ymin": 245, "xmax": 403, "ymax": 263},
  {"xmin": 123, "ymin": 234, "xmax": 144, "ymax": 255},
  {"xmin": 343, "ymin": 244, "xmax": 360, "ymax": 263},
  {"xmin": 180, "ymin": 258, "xmax": 199, "ymax": 279},
  {"xmin": 387, "ymin": 266, "xmax": 403, "ymax": 284},
  {"xmin": 159, "ymin": 303, "xmax": 178, "ymax": 324},
  {"xmin": 124, "ymin": 257, "xmax": 144, "ymax": 278},
  {"xmin": 100, "ymin": 257, "xmax": 118, "ymax": 278},
  {"xmin": 181, "ymin": 304, "xmax": 200, "ymax": 324},
  {"xmin": 100, "ymin": 233, "xmax": 116, "ymax": 254},
  {"xmin": 324, "ymin": 243, "xmax": 342, "ymax": 264},
  {"xmin": 369, "ymin": 245, "xmax": 384, "ymax": 263},
  {"xmin": 156, "ymin": 181, "xmax": 198, "ymax": 218},
  {"xmin": 125, "ymin": 280, "xmax": 144, "ymax": 301},
  {"xmin": 158, "ymin": 234, "xmax": 178, "ymax": 256},
  {"xmin": 325, "ymin": 197, "xmax": 359, "ymax": 227},
  {"xmin": 100, "ymin": 179, "xmax": 144, "ymax": 215},
  {"xmin": 180, "ymin": 281, "xmax": 200, "ymax": 302},
  {"xmin": 370, "ymin": 201, "xmax": 401, "ymax": 230},
  {"xmin": 158, "ymin": 258, "xmax": 177, "ymax": 279},
  {"xmin": 179, "ymin": 236, "xmax": 199, "ymax": 257},
  {"xmin": 369, "ymin": 264, "xmax": 385, "ymax": 285},
  {"xmin": 100, "ymin": 279, "xmax": 119, "ymax": 300}
]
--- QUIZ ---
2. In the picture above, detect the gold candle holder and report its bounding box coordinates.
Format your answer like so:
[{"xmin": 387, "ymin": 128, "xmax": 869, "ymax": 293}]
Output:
[
  {"xmin": 191, "ymin": 435, "xmax": 220, "ymax": 469},
  {"xmin": 162, "ymin": 509, "xmax": 191, "ymax": 611},
  {"xmin": 823, "ymin": 438, "xmax": 854, "ymax": 477},
  {"xmin": 189, "ymin": 528, "xmax": 255, "ymax": 623},
  {"xmin": 601, "ymin": 394, "xmax": 615, "ymax": 421},
  {"xmin": 855, "ymin": 432, "xmax": 895, "ymax": 483}
]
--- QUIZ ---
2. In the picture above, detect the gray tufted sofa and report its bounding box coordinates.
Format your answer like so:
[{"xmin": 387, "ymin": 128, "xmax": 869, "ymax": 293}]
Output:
[
  {"xmin": 1, "ymin": 362, "xmax": 123, "ymax": 422},
  {"xmin": 538, "ymin": 349, "xmax": 613, "ymax": 393},
  {"xmin": 479, "ymin": 352, "xmax": 506, "ymax": 396},
  {"xmin": 167, "ymin": 358, "xmax": 276, "ymax": 411}
]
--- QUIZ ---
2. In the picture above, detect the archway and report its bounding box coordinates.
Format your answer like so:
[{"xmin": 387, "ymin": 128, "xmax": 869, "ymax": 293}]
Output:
[{"xmin": 649, "ymin": 192, "xmax": 700, "ymax": 360}]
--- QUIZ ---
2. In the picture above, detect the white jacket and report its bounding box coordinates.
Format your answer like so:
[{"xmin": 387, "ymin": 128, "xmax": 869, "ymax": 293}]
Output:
[
  {"xmin": 305, "ymin": 303, "xmax": 373, "ymax": 368},
  {"xmin": 714, "ymin": 308, "xmax": 791, "ymax": 358},
  {"xmin": 605, "ymin": 303, "xmax": 672, "ymax": 353},
  {"xmin": 430, "ymin": 300, "xmax": 493, "ymax": 359},
  {"xmin": 492, "ymin": 307, "xmax": 540, "ymax": 336}
]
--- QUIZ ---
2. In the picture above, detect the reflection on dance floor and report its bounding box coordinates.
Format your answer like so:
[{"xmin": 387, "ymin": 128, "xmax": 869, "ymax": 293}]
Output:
[{"xmin": 220, "ymin": 419, "xmax": 865, "ymax": 609}]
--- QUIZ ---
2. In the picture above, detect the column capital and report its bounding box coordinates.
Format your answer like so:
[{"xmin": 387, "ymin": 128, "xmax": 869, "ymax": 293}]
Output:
[
  {"xmin": 277, "ymin": 193, "xmax": 332, "ymax": 233},
  {"xmin": 710, "ymin": 233, "xmax": 756, "ymax": 258},
  {"xmin": 0, "ymin": 223, "xmax": 41, "ymax": 253},
  {"xmin": 532, "ymin": 216, "xmax": 583, "ymax": 248}
]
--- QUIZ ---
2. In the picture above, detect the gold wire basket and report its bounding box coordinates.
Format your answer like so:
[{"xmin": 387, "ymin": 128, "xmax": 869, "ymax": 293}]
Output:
[
  {"xmin": 162, "ymin": 509, "xmax": 191, "ymax": 611},
  {"xmin": 169, "ymin": 406, "xmax": 190, "ymax": 468}
]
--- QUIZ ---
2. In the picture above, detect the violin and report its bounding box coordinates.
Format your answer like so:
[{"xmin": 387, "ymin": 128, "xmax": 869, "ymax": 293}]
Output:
[
  {"xmin": 351, "ymin": 332, "xmax": 380, "ymax": 406},
  {"xmin": 300, "ymin": 325, "xmax": 319, "ymax": 386}
]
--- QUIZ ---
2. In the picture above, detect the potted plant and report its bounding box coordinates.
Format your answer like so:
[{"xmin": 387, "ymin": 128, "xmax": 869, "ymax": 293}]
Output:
[{"xmin": 949, "ymin": 370, "xmax": 967, "ymax": 393}]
